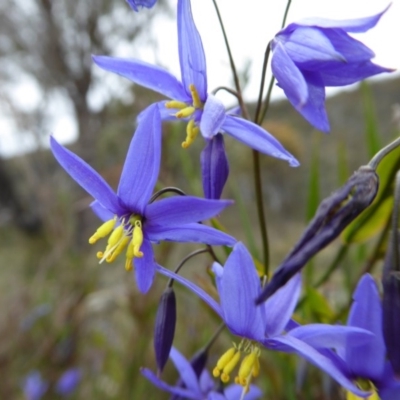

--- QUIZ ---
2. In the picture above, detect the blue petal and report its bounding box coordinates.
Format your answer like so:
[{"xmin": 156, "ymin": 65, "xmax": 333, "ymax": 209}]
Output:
[
  {"xmin": 199, "ymin": 370, "xmax": 214, "ymax": 394},
  {"xmin": 222, "ymin": 115, "xmax": 300, "ymax": 166},
  {"xmin": 177, "ymin": 0, "xmax": 207, "ymax": 100},
  {"xmin": 117, "ymin": 104, "xmax": 161, "ymax": 214},
  {"xmin": 212, "ymin": 262, "xmax": 224, "ymax": 295},
  {"xmin": 219, "ymin": 243, "xmax": 265, "ymax": 340},
  {"xmin": 90, "ymin": 200, "xmax": 115, "ymax": 222},
  {"xmin": 126, "ymin": 0, "xmax": 157, "ymax": 11},
  {"xmin": 266, "ymin": 335, "xmax": 370, "ymax": 397},
  {"xmin": 146, "ymin": 223, "xmax": 236, "ymax": 246},
  {"xmin": 134, "ymin": 239, "xmax": 156, "ymax": 293},
  {"xmin": 200, "ymin": 95, "xmax": 226, "ymax": 139},
  {"xmin": 264, "ymin": 273, "xmax": 301, "ymax": 337},
  {"xmin": 169, "ymin": 347, "xmax": 202, "ymax": 393},
  {"xmin": 271, "ymin": 41, "xmax": 308, "ymax": 107},
  {"xmin": 346, "ymin": 274, "xmax": 385, "ymax": 381},
  {"xmin": 201, "ymin": 134, "xmax": 229, "ymax": 199},
  {"xmin": 155, "ymin": 264, "xmax": 223, "ymax": 317},
  {"xmin": 140, "ymin": 368, "xmax": 201, "ymax": 399},
  {"xmin": 93, "ymin": 56, "xmax": 188, "ymax": 101},
  {"xmin": 50, "ymin": 137, "xmax": 123, "ymax": 215},
  {"xmin": 145, "ymin": 196, "xmax": 233, "ymax": 226},
  {"xmin": 224, "ymin": 384, "xmax": 263, "ymax": 400},
  {"xmin": 295, "ymin": 4, "xmax": 390, "ymax": 33}
]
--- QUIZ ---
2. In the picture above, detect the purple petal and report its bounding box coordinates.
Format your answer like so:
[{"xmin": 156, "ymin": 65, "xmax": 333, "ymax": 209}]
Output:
[
  {"xmin": 296, "ymin": 4, "xmax": 390, "ymax": 33},
  {"xmin": 146, "ymin": 223, "xmax": 236, "ymax": 246},
  {"xmin": 141, "ymin": 368, "xmax": 201, "ymax": 399},
  {"xmin": 170, "ymin": 348, "xmax": 202, "ymax": 393},
  {"xmin": 55, "ymin": 368, "xmax": 81, "ymax": 396},
  {"xmin": 201, "ymin": 134, "xmax": 229, "ymax": 199},
  {"xmin": 23, "ymin": 371, "xmax": 48, "ymax": 400},
  {"xmin": 145, "ymin": 196, "xmax": 232, "ymax": 226},
  {"xmin": 264, "ymin": 273, "xmax": 301, "ymax": 337},
  {"xmin": 117, "ymin": 104, "xmax": 161, "ymax": 214},
  {"xmin": 93, "ymin": 56, "xmax": 188, "ymax": 101},
  {"xmin": 225, "ymin": 384, "xmax": 263, "ymax": 400},
  {"xmin": 271, "ymin": 41, "xmax": 308, "ymax": 107},
  {"xmin": 266, "ymin": 335, "xmax": 370, "ymax": 397},
  {"xmin": 177, "ymin": 0, "xmax": 207, "ymax": 100},
  {"xmin": 200, "ymin": 95, "xmax": 226, "ymax": 139},
  {"xmin": 346, "ymin": 274, "xmax": 385, "ymax": 381},
  {"xmin": 219, "ymin": 243, "xmax": 265, "ymax": 340},
  {"xmin": 134, "ymin": 239, "xmax": 156, "ymax": 293},
  {"xmin": 90, "ymin": 200, "xmax": 115, "ymax": 222},
  {"xmin": 126, "ymin": 0, "xmax": 157, "ymax": 11},
  {"xmin": 155, "ymin": 264, "xmax": 223, "ymax": 317},
  {"xmin": 222, "ymin": 115, "xmax": 299, "ymax": 166},
  {"xmin": 50, "ymin": 137, "xmax": 122, "ymax": 215},
  {"xmin": 199, "ymin": 370, "xmax": 214, "ymax": 394}
]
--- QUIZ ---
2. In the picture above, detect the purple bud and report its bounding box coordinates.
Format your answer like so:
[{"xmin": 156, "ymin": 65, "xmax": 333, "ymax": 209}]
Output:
[
  {"xmin": 55, "ymin": 368, "xmax": 81, "ymax": 396},
  {"xmin": 201, "ymin": 133, "xmax": 229, "ymax": 200},
  {"xmin": 190, "ymin": 348, "xmax": 208, "ymax": 379},
  {"xmin": 154, "ymin": 288, "xmax": 176, "ymax": 373},
  {"xmin": 23, "ymin": 371, "xmax": 48, "ymax": 400}
]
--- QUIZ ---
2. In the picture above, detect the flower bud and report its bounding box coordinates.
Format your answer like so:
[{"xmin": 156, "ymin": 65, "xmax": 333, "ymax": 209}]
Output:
[{"xmin": 55, "ymin": 368, "xmax": 81, "ymax": 396}]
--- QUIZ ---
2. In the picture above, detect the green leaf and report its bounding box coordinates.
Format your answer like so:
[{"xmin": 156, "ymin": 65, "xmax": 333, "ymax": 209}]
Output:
[{"xmin": 304, "ymin": 287, "xmax": 335, "ymax": 322}]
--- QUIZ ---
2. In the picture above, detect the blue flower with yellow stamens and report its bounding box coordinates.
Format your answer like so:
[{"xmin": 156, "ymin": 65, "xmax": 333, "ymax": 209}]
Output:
[
  {"xmin": 50, "ymin": 105, "xmax": 236, "ymax": 293},
  {"xmin": 157, "ymin": 242, "xmax": 372, "ymax": 397},
  {"xmin": 271, "ymin": 5, "xmax": 393, "ymax": 132},
  {"xmin": 93, "ymin": 0, "xmax": 298, "ymax": 199}
]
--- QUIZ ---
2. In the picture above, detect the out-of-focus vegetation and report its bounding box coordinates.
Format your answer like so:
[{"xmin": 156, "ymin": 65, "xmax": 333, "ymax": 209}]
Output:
[{"xmin": 1, "ymin": 1, "xmax": 400, "ymax": 398}]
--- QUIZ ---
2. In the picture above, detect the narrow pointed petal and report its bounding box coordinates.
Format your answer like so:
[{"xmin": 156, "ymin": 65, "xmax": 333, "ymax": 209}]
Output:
[
  {"xmin": 346, "ymin": 274, "xmax": 385, "ymax": 381},
  {"xmin": 145, "ymin": 196, "xmax": 233, "ymax": 226},
  {"xmin": 220, "ymin": 243, "xmax": 264, "ymax": 339},
  {"xmin": 212, "ymin": 262, "xmax": 224, "ymax": 295},
  {"xmin": 146, "ymin": 223, "xmax": 236, "ymax": 246},
  {"xmin": 93, "ymin": 56, "xmax": 188, "ymax": 101},
  {"xmin": 297, "ymin": 4, "xmax": 390, "ymax": 33},
  {"xmin": 271, "ymin": 42, "xmax": 308, "ymax": 107},
  {"xmin": 264, "ymin": 274, "xmax": 301, "ymax": 337},
  {"xmin": 200, "ymin": 95, "xmax": 226, "ymax": 139},
  {"xmin": 267, "ymin": 336, "xmax": 369, "ymax": 397},
  {"xmin": 224, "ymin": 384, "xmax": 263, "ymax": 400},
  {"xmin": 118, "ymin": 104, "xmax": 161, "ymax": 214},
  {"xmin": 222, "ymin": 115, "xmax": 299, "ymax": 166},
  {"xmin": 155, "ymin": 264, "xmax": 223, "ymax": 317},
  {"xmin": 169, "ymin": 348, "xmax": 202, "ymax": 393},
  {"xmin": 50, "ymin": 137, "xmax": 122, "ymax": 215},
  {"xmin": 177, "ymin": 0, "xmax": 207, "ymax": 99},
  {"xmin": 90, "ymin": 200, "xmax": 115, "ymax": 222},
  {"xmin": 141, "ymin": 368, "xmax": 201, "ymax": 399},
  {"xmin": 134, "ymin": 239, "xmax": 156, "ymax": 293},
  {"xmin": 201, "ymin": 134, "xmax": 229, "ymax": 199}
]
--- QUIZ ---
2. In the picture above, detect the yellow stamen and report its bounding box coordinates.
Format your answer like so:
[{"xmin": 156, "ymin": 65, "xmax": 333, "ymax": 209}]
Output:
[
  {"xmin": 132, "ymin": 220, "xmax": 144, "ymax": 258},
  {"xmin": 221, "ymin": 351, "xmax": 241, "ymax": 383},
  {"xmin": 89, "ymin": 219, "xmax": 116, "ymax": 244},
  {"xmin": 175, "ymin": 106, "xmax": 195, "ymax": 118},
  {"xmin": 238, "ymin": 352, "xmax": 257, "ymax": 384},
  {"xmin": 106, "ymin": 235, "xmax": 130, "ymax": 263},
  {"xmin": 189, "ymin": 84, "xmax": 202, "ymax": 109},
  {"xmin": 125, "ymin": 257, "xmax": 133, "ymax": 271},
  {"xmin": 165, "ymin": 100, "xmax": 188, "ymax": 109},
  {"xmin": 182, "ymin": 119, "xmax": 199, "ymax": 149},
  {"xmin": 107, "ymin": 225, "xmax": 124, "ymax": 248},
  {"xmin": 214, "ymin": 348, "xmax": 236, "ymax": 376}
]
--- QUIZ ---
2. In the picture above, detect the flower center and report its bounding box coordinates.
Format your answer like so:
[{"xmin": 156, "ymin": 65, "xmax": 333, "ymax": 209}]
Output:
[
  {"xmin": 346, "ymin": 380, "xmax": 380, "ymax": 400},
  {"xmin": 165, "ymin": 84, "xmax": 203, "ymax": 148},
  {"xmin": 88, "ymin": 214, "xmax": 144, "ymax": 271},
  {"xmin": 213, "ymin": 340, "xmax": 260, "ymax": 397}
]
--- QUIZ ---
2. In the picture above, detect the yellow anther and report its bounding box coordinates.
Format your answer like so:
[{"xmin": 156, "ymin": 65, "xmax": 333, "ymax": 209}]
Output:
[
  {"xmin": 221, "ymin": 372, "xmax": 230, "ymax": 383},
  {"xmin": 106, "ymin": 235, "xmax": 130, "ymax": 263},
  {"xmin": 107, "ymin": 225, "xmax": 124, "ymax": 248},
  {"xmin": 165, "ymin": 100, "xmax": 188, "ymax": 110},
  {"xmin": 215, "ymin": 348, "xmax": 236, "ymax": 372},
  {"xmin": 96, "ymin": 251, "xmax": 104, "ymax": 259},
  {"xmin": 222, "ymin": 351, "xmax": 241, "ymax": 378},
  {"xmin": 175, "ymin": 106, "xmax": 195, "ymax": 118},
  {"xmin": 125, "ymin": 257, "xmax": 133, "ymax": 272},
  {"xmin": 182, "ymin": 119, "xmax": 199, "ymax": 149},
  {"xmin": 89, "ymin": 219, "xmax": 116, "ymax": 244},
  {"xmin": 252, "ymin": 354, "xmax": 260, "ymax": 378},
  {"xmin": 132, "ymin": 220, "xmax": 144, "ymax": 258},
  {"xmin": 238, "ymin": 352, "xmax": 257, "ymax": 383},
  {"xmin": 212, "ymin": 367, "xmax": 221, "ymax": 378},
  {"xmin": 189, "ymin": 84, "xmax": 202, "ymax": 109}
]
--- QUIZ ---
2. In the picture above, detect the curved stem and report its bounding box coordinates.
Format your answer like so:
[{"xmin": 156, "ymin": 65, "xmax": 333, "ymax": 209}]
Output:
[
  {"xmin": 368, "ymin": 136, "xmax": 400, "ymax": 170},
  {"xmin": 391, "ymin": 171, "xmax": 400, "ymax": 271},
  {"xmin": 150, "ymin": 187, "xmax": 186, "ymax": 203},
  {"xmin": 212, "ymin": 86, "xmax": 239, "ymax": 99}
]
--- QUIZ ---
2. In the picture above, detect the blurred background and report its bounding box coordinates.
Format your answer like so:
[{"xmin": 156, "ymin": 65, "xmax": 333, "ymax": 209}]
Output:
[{"xmin": 0, "ymin": 0, "xmax": 399, "ymax": 398}]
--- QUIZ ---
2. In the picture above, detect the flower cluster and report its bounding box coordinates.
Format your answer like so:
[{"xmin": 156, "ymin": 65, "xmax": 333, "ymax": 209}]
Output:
[{"xmin": 48, "ymin": 0, "xmax": 397, "ymax": 399}]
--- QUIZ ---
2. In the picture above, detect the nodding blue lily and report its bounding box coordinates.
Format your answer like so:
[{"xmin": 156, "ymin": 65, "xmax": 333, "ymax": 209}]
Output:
[
  {"xmin": 93, "ymin": 0, "xmax": 299, "ymax": 199},
  {"xmin": 271, "ymin": 5, "xmax": 393, "ymax": 132},
  {"xmin": 126, "ymin": 0, "xmax": 157, "ymax": 11},
  {"xmin": 23, "ymin": 371, "xmax": 47, "ymax": 400},
  {"xmin": 141, "ymin": 347, "xmax": 262, "ymax": 400},
  {"xmin": 50, "ymin": 105, "xmax": 236, "ymax": 293},
  {"xmin": 156, "ymin": 242, "xmax": 372, "ymax": 397}
]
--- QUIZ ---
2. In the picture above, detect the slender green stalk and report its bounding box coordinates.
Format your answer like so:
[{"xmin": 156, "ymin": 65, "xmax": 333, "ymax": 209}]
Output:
[
  {"xmin": 368, "ymin": 136, "xmax": 400, "ymax": 170},
  {"xmin": 254, "ymin": 43, "xmax": 271, "ymax": 124},
  {"xmin": 391, "ymin": 171, "xmax": 400, "ymax": 270}
]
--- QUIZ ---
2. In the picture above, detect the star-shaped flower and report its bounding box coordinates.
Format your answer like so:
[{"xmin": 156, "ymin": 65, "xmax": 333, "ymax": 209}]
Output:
[
  {"xmin": 50, "ymin": 105, "xmax": 236, "ymax": 293},
  {"xmin": 271, "ymin": 5, "xmax": 393, "ymax": 132},
  {"xmin": 157, "ymin": 242, "xmax": 372, "ymax": 397},
  {"xmin": 93, "ymin": 0, "xmax": 298, "ymax": 198}
]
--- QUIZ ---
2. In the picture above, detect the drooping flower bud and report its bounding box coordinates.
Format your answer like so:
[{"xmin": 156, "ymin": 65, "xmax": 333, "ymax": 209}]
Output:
[{"xmin": 154, "ymin": 287, "xmax": 176, "ymax": 373}]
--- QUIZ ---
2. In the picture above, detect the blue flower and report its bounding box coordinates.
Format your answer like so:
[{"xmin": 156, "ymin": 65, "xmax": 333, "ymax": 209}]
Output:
[
  {"xmin": 141, "ymin": 347, "xmax": 262, "ymax": 400},
  {"xmin": 56, "ymin": 368, "xmax": 81, "ymax": 396},
  {"xmin": 126, "ymin": 0, "xmax": 157, "ymax": 11},
  {"xmin": 50, "ymin": 105, "xmax": 236, "ymax": 293},
  {"xmin": 23, "ymin": 371, "xmax": 48, "ymax": 400},
  {"xmin": 157, "ymin": 242, "xmax": 372, "ymax": 397},
  {"xmin": 271, "ymin": 5, "xmax": 393, "ymax": 132},
  {"xmin": 337, "ymin": 274, "xmax": 400, "ymax": 399},
  {"xmin": 93, "ymin": 0, "xmax": 299, "ymax": 198}
]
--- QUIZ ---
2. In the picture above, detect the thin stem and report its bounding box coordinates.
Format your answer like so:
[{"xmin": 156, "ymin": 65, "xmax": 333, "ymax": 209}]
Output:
[
  {"xmin": 391, "ymin": 171, "xmax": 400, "ymax": 271},
  {"xmin": 254, "ymin": 43, "xmax": 271, "ymax": 125},
  {"xmin": 150, "ymin": 187, "xmax": 186, "ymax": 203},
  {"xmin": 368, "ymin": 136, "xmax": 400, "ymax": 170},
  {"xmin": 281, "ymin": 0, "xmax": 292, "ymax": 29},
  {"xmin": 212, "ymin": 86, "xmax": 239, "ymax": 99},
  {"xmin": 202, "ymin": 323, "xmax": 225, "ymax": 353}
]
